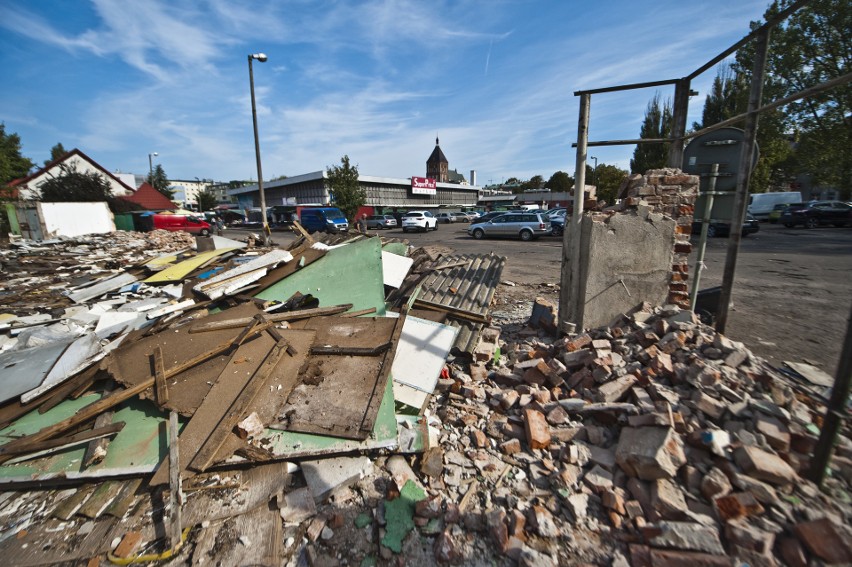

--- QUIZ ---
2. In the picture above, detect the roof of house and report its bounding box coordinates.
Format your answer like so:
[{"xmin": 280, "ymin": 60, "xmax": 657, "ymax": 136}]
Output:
[
  {"xmin": 119, "ymin": 182, "xmax": 175, "ymax": 210},
  {"xmin": 7, "ymin": 148, "xmax": 137, "ymax": 194}
]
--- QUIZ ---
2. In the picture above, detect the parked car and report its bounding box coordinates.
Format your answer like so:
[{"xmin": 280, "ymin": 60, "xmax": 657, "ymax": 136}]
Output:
[
  {"xmin": 365, "ymin": 215, "xmax": 397, "ymax": 229},
  {"xmin": 691, "ymin": 213, "xmax": 760, "ymax": 238},
  {"xmin": 768, "ymin": 203, "xmax": 798, "ymax": 223},
  {"xmin": 781, "ymin": 200, "xmax": 852, "ymax": 228},
  {"xmin": 747, "ymin": 191, "xmax": 803, "ymax": 220},
  {"xmin": 435, "ymin": 212, "xmax": 458, "ymax": 224},
  {"xmin": 402, "ymin": 210, "xmax": 438, "ymax": 232},
  {"xmin": 550, "ymin": 217, "xmax": 565, "ymax": 237},
  {"xmin": 299, "ymin": 207, "xmax": 349, "ymax": 233},
  {"xmin": 152, "ymin": 213, "xmax": 212, "ymax": 236},
  {"xmin": 545, "ymin": 208, "xmax": 567, "ymax": 220},
  {"xmin": 468, "ymin": 211, "xmax": 551, "ymax": 241},
  {"xmin": 470, "ymin": 211, "xmax": 508, "ymax": 225}
]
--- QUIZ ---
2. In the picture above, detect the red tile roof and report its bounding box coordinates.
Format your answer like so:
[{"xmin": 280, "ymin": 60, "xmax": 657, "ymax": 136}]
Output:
[{"xmin": 119, "ymin": 183, "xmax": 175, "ymax": 210}]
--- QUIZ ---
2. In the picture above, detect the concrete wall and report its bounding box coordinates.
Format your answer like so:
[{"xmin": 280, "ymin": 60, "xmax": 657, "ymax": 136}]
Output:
[
  {"xmin": 560, "ymin": 168, "xmax": 698, "ymax": 331},
  {"xmin": 38, "ymin": 202, "xmax": 115, "ymax": 238},
  {"xmin": 577, "ymin": 208, "xmax": 676, "ymax": 329}
]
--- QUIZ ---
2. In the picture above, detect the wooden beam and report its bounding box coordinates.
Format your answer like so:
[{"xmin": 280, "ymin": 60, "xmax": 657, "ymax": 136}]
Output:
[
  {"xmin": 188, "ymin": 340, "xmax": 289, "ymax": 472},
  {"xmin": 412, "ymin": 298, "xmax": 489, "ymax": 324},
  {"xmin": 188, "ymin": 304, "xmax": 353, "ymax": 333},
  {"xmin": 168, "ymin": 411, "xmax": 183, "ymax": 549},
  {"xmin": 153, "ymin": 346, "xmax": 169, "ymax": 405}
]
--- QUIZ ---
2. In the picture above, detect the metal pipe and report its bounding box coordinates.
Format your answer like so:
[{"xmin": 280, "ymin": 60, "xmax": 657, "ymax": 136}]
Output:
[
  {"xmin": 689, "ymin": 164, "xmax": 720, "ymax": 310},
  {"xmin": 716, "ymin": 29, "xmax": 770, "ymax": 333}
]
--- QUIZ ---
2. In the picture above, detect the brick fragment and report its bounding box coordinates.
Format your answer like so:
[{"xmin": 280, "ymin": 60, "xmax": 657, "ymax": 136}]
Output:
[
  {"xmin": 500, "ymin": 439, "xmax": 521, "ymax": 455},
  {"xmin": 615, "ymin": 426, "xmax": 686, "ymax": 480},
  {"xmin": 793, "ymin": 518, "xmax": 852, "ymax": 564},
  {"xmin": 523, "ymin": 409, "xmax": 551, "ymax": 450},
  {"xmin": 734, "ymin": 446, "xmax": 797, "ymax": 486}
]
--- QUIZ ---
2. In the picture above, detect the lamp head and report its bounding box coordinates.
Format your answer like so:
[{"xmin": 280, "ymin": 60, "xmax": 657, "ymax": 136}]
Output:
[
  {"xmin": 152, "ymin": 152, "xmax": 158, "ymax": 157},
  {"xmin": 250, "ymin": 53, "xmax": 268, "ymax": 62}
]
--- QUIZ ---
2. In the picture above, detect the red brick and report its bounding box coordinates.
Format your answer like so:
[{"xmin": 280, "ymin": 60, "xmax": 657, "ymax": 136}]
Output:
[
  {"xmin": 523, "ymin": 408, "xmax": 551, "ymax": 450},
  {"xmin": 114, "ymin": 532, "xmax": 143, "ymax": 558},
  {"xmin": 674, "ymin": 243, "xmax": 692, "ymax": 254},
  {"xmin": 793, "ymin": 518, "xmax": 852, "ymax": 564},
  {"xmin": 500, "ymin": 439, "xmax": 521, "ymax": 455}
]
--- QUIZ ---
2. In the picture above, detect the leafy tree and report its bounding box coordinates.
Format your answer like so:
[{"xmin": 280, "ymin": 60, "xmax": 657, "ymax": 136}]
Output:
[
  {"xmin": 521, "ymin": 175, "xmax": 545, "ymax": 191},
  {"xmin": 147, "ymin": 164, "xmax": 174, "ymax": 198},
  {"xmin": 326, "ymin": 155, "xmax": 364, "ymax": 221},
  {"xmin": 38, "ymin": 162, "xmax": 112, "ymax": 202},
  {"xmin": 197, "ymin": 188, "xmax": 217, "ymax": 212},
  {"xmin": 630, "ymin": 93, "xmax": 672, "ymax": 174},
  {"xmin": 0, "ymin": 123, "xmax": 34, "ymax": 185},
  {"xmin": 45, "ymin": 143, "xmax": 68, "ymax": 166},
  {"xmin": 593, "ymin": 163, "xmax": 629, "ymax": 205},
  {"xmin": 692, "ymin": 64, "xmax": 749, "ymax": 130},
  {"xmin": 271, "ymin": 174, "xmax": 288, "ymax": 181},
  {"xmin": 546, "ymin": 171, "xmax": 573, "ymax": 192}
]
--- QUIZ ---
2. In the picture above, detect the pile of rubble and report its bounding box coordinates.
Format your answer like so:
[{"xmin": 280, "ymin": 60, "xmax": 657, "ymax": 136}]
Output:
[{"xmin": 0, "ymin": 228, "xmax": 849, "ymax": 566}]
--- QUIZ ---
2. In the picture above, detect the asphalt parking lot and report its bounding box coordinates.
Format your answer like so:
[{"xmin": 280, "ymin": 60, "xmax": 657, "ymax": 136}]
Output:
[{"xmin": 227, "ymin": 220, "xmax": 852, "ymax": 375}]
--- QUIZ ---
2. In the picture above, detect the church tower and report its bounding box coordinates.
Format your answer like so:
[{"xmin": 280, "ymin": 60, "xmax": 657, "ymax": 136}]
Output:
[{"xmin": 426, "ymin": 137, "xmax": 449, "ymax": 183}]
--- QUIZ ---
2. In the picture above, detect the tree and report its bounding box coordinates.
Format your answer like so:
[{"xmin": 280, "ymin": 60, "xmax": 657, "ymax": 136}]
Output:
[
  {"xmin": 546, "ymin": 171, "xmax": 572, "ymax": 192},
  {"xmin": 38, "ymin": 162, "xmax": 112, "ymax": 202},
  {"xmin": 326, "ymin": 155, "xmax": 364, "ymax": 221},
  {"xmin": 45, "ymin": 143, "xmax": 68, "ymax": 166},
  {"xmin": 692, "ymin": 64, "xmax": 749, "ymax": 130},
  {"xmin": 0, "ymin": 123, "xmax": 34, "ymax": 185},
  {"xmin": 593, "ymin": 163, "xmax": 629, "ymax": 204},
  {"xmin": 630, "ymin": 93, "xmax": 672, "ymax": 174},
  {"xmin": 197, "ymin": 188, "xmax": 217, "ymax": 212},
  {"xmin": 521, "ymin": 175, "xmax": 544, "ymax": 191},
  {"xmin": 147, "ymin": 164, "xmax": 174, "ymax": 198}
]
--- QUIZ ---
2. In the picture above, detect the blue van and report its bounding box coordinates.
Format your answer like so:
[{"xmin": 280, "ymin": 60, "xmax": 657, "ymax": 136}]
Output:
[{"xmin": 299, "ymin": 207, "xmax": 349, "ymax": 233}]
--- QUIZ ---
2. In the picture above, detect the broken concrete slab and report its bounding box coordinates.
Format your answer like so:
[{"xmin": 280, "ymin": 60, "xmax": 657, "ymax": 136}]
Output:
[
  {"xmin": 301, "ymin": 456, "xmax": 374, "ymax": 503},
  {"xmin": 615, "ymin": 426, "xmax": 686, "ymax": 480},
  {"xmin": 733, "ymin": 446, "xmax": 797, "ymax": 486}
]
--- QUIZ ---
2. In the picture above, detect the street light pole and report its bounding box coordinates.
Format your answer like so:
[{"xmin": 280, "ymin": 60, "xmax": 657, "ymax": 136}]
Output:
[
  {"xmin": 248, "ymin": 52, "xmax": 269, "ymax": 246},
  {"xmin": 148, "ymin": 152, "xmax": 158, "ymax": 182},
  {"xmin": 591, "ymin": 156, "xmax": 598, "ymax": 188}
]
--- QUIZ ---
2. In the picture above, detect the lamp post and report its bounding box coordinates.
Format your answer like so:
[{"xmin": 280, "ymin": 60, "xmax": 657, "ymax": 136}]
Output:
[
  {"xmin": 591, "ymin": 156, "xmax": 598, "ymax": 188},
  {"xmin": 248, "ymin": 52, "xmax": 269, "ymax": 245},
  {"xmin": 148, "ymin": 152, "xmax": 158, "ymax": 182}
]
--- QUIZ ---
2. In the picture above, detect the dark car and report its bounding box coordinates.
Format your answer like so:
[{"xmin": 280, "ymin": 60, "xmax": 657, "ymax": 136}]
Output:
[
  {"xmin": 550, "ymin": 217, "xmax": 565, "ymax": 237},
  {"xmin": 691, "ymin": 214, "xmax": 760, "ymax": 238},
  {"xmin": 781, "ymin": 200, "xmax": 852, "ymax": 228}
]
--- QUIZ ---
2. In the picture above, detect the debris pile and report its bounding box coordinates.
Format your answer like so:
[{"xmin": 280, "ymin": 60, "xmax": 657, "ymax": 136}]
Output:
[{"xmin": 0, "ymin": 228, "xmax": 848, "ymax": 566}]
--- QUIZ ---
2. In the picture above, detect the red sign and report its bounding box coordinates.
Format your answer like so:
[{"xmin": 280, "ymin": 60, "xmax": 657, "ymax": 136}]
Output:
[{"xmin": 411, "ymin": 177, "xmax": 437, "ymax": 195}]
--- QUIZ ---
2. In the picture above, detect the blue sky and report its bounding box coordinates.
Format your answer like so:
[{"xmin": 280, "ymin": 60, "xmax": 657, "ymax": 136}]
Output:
[{"xmin": 1, "ymin": 0, "xmax": 770, "ymax": 186}]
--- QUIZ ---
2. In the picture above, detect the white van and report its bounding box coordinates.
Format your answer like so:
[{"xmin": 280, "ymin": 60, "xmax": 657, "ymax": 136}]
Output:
[{"xmin": 747, "ymin": 192, "xmax": 802, "ymax": 221}]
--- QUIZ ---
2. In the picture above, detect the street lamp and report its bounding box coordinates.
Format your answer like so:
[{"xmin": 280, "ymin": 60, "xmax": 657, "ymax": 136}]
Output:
[
  {"xmin": 590, "ymin": 156, "xmax": 598, "ymax": 188},
  {"xmin": 148, "ymin": 152, "xmax": 158, "ymax": 181},
  {"xmin": 248, "ymin": 52, "xmax": 269, "ymax": 245}
]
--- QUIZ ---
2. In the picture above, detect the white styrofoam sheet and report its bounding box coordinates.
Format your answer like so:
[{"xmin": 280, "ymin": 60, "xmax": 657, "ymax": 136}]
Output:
[
  {"xmin": 381, "ymin": 251, "xmax": 414, "ymax": 289},
  {"xmin": 391, "ymin": 316, "xmax": 458, "ymax": 394},
  {"xmin": 39, "ymin": 202, "xmax": 115, "ymax": 238}
]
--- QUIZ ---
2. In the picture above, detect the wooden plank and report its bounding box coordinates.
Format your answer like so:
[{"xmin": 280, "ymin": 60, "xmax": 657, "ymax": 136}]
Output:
[
  {"xmin": 148, "ymin": 335, "xmax": 277, "ymax": 486},
  {"xmin": 0, "ymin": 329, "xmax": 258, "ymax": 463},
  {"xmin": 189, "ymin": 340, "xmax": 290, "ymax": 472},
  {"xmin": 78, "ymin": 480, "xmax": 123, "ymax": 519},
  {"xmin": 104, "ymin": 478, "xmax": 143, "ymax": 518},
  {"xmin": 154, "ymin": 346, "xmax": 168, "ymax": 405},
  {"xmin": 412, "ymin": 298, "xmax": 489, "ymax": 323},
  {"xmin": 188, "ymin": 304, "xmax": 353, "ymax": 333},
  {"xmin": 168, "ymin": 411, "xmax": 182, "ymax": 549},
  {"xmin": 360, "ymin": 305, "xmax": 407, "ymax": 436},
  {"xmin": 204, "ymin": 506, "xmax": 282, "ymax": 566},
  {"xmin": 53, "ymin": 484, "xmax": 96, "ymax": 521},
  {"xmin": 3, "ymin": 422, "xmax": 125, "ymax": 463},
  {"xmin": 83, "ymin": 383, "xmax": 115, "ymax": 468}
]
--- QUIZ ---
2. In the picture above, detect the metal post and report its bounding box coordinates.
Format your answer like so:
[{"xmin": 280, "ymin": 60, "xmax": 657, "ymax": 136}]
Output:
[
  {"xmin": 808, "ymin": 302, "xmax": 852, "ymax": 487},
  {"xmin": 248, "ymin": 54, "xmax": 270, "ymax": 246},
  {"xmin": 689, "ymin": 164, "xmax": 719, "ymax": 310},
  {"xmin": 667, "ymin": 78, "xmax": 692, "ymax": 168},
  {"xmin": 715, "ymin": 29, "xmax": 769, "ymax": 333},
  {"xmin": 560, "ymin": 92, "xmax": 590, "ymax": 332}
]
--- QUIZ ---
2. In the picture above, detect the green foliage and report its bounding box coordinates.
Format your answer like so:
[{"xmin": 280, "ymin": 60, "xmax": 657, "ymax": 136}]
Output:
[
  {"xmin": 0, "ymin": 123, "xmax": 34, "ymax": 186},
  {"xmin": 38, "ymin": 162, "xmax": 112, "ymax": 202},
  {"xmin": 197, "ymin": 188, "xmax": 218, "ymax": 212},
  {"xmin": 692, "ymin": 64, "xmax": 749, "ymax": 130},
  {"xmin": 546, "ymin": 171, "xmax": 573, "ymax": 192},
  {"xmin": 593, "ymin": 163, "xmax": 629, "ymax": 205},
  {"xmin": 326, "ymin": 155, "xmax": 364, "ymax": 220},
  {"xmin": 723, "ymin": 0, "xmax": 851, "ymax": 197},
  {"xmin": 45, "ymin": 143, "xmax": 68, "ymax": 166},
  {"xmin": 147, "ymin": 164, "xmax": 174, "ymax": 198},
  {"xmin": 631, "ymin": 93, "xmax": 672, "ymax": 174}
]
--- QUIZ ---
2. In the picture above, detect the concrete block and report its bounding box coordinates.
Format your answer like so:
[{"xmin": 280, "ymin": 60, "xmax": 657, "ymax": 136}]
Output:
[
  {"xmin": 593, "ymin": 375, "xmax": 637, "ymax": 403},
  {"xmin": 651, "ymin": 478, "xmax": 688, "ymax": 520},
  {"xmin": 700, "ymin": 467, "xmax": 732, "ymax": 501},
  {"xmin": 755, "ymin": 414, "xmax": 791, "ymax": 453},
  {"xmin": 644, "ymin": 521, "xmax": 725, "ymax": 555},
  {"xmin": 302, "ymin": 455, "xmax": 374, "ymax": 503},
  {"xmin": 584, "ymin": 464, "xmax": 614, "ymax": 493},
  {"xmin": 734, "ymin": 446, "xmax": 797, "ymax": 486},
  {"xmin": 615, "ymin": 426, "xmax": 686, "ymax": 480},
  {"xmin": 793, "ymin": 518, "xmax": 852, "ymax": 564},
  {"xmin": 724, "ymin": 519, "xmax": 775, "ymax": 555}
]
